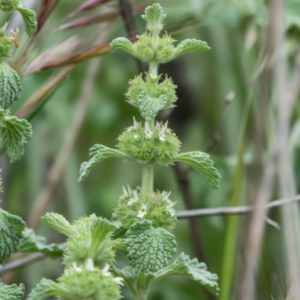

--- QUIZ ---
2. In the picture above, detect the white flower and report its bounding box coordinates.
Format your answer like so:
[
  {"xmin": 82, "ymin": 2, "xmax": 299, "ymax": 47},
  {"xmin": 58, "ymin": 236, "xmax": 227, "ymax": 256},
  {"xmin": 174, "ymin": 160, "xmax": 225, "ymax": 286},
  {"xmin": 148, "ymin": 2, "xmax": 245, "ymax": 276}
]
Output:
[
  {"xmin": 145, "ymin": 122, "xmax": 153, "ymax": 139},
  {"xmin": 114, "ymin": 277, "xmax": 124, "ymax": 286},
  {"xmin": 161, "ymin": 191, "xmax": 171, "ymax": 202},
  {"xmin": 137, "ymin": 204, "xmax": 147, "ymax": 219},
  {"xmin": 166, "ymin": 201, "xmax": 177, "ymax": 217},
  {"xmin": 73, "ymin": 262, "xmax": 82, "ymax": 272},
  {"xmin": 86, "ymin": 258, "xmax": 95, "ymax": 271},
  {"xmin": 128, "ymin": 190, "xmax": 139, "ymax": 206},
  {"xmin": 159, "ymin": 122, "xmax": 168, "ymax": 141},
  {"xmin": 102, "ymin": 263, "xmax": 111, "ymax": 276},
  {"xmin": 134, "ymin": 135, "xmax": 139, "ymax": 139},
  {"xmin": 133, "ymin": 117, "xmax": 139, "ymax": 129},
  {"xmin": 122, "ymin": 186, "xmax": 128, "ymax": 197}
]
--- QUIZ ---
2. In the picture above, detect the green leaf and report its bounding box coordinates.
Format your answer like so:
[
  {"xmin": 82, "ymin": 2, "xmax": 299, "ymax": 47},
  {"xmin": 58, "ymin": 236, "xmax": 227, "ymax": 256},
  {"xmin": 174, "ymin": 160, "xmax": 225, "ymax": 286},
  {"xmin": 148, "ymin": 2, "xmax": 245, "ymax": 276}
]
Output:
[
  {"xmin": 64, "ymin": 215, "xmax": 117, "ymax": 268},
  {"xmin": 0, "ymin": 280, "xmax": 25, "ymax": 300},
  {"xmin": 138, "ymin": 91, "xmax": 167, "ymax": 120},
  {"xmin": 16, "ymin": 4, "xmax": 37, "ymax": 36},
  {"xmin": 0, "ymin": 115, "xmax": 32, "ymax": 163},
  {"xmin": 141, "ymin": 4, "xmax": 166, "ymax": 35},
  {"xmin": 174, "ymin": 39, "xmax": 210, "ymax": 58},
  {"xmin": 155, "ymin": 252, "xmax": 220, "ymax": 296},
  {"xmin": 175, "ymin": 151, "xmax": 220, "ymax": 189},
  {"xmin": 126, "ymin": 220, "xmax": 176, "ymax": 273},
  {"xmin": 19, "ymin": 228, "xmax": 63, "ymax": 259},
  {"xmin": 41, "ymin": 213, "xmax": 76, "ymax": 237},
  {"xmin": 0, "ymin": 62, "xmax": 22, "ymax": 109},
  {"xmin": 79, "ymin": 144, "xmax": 128, "ymax": 182},
  {"xmin": 110, "ymin": 37, "xmax": 136, "ymax": 57},
  {"xmin": 0, "ymin": 208, "xmax": 26, "ymax": 263},
  {"xmin": 27, "ymin": 278, "xmax": 59, "ymax": 300}
]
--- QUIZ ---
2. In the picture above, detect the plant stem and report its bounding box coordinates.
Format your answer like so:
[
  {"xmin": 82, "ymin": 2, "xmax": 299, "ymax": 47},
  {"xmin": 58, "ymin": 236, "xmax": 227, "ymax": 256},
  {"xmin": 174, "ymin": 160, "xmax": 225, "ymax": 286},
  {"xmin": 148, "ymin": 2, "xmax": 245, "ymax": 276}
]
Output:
[
  {"xmin": 134, "ymin": 295, "xmax": 148, "ymax": 300},
  {"xmin": 141, "ymin": 163, "xmax": 153, "ymax": 203}
]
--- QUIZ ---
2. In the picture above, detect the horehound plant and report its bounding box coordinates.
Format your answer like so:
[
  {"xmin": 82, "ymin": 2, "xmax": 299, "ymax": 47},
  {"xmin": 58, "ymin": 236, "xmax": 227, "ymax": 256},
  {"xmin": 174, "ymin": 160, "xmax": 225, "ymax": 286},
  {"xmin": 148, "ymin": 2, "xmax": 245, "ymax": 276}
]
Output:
[{"xmin": 27, "ymin": 4, "xmax": 221, "ymax": 300}]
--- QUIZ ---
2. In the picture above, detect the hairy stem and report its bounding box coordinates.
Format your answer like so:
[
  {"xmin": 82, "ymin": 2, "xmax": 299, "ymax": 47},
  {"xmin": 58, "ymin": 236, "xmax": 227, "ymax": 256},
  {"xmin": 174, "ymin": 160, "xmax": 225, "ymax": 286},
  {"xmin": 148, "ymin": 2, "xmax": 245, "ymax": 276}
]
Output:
[
  {"xmin": 141, "ymin": 163, "xmax": 154, "ymax": 203},
  {"xmin": 134, "ymin": 294, "xmax": 148, "ymax": 300}
]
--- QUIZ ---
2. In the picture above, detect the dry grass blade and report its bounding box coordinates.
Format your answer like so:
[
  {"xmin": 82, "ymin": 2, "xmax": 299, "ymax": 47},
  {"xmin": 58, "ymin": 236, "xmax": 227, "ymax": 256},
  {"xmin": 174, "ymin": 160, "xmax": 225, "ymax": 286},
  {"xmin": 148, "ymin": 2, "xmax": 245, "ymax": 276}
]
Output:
[
  {"xmin": 37, "ymin": 0, "xmax": 60, "ymax": 33},
  {"xmin": 73, "ymin": 0, "xmax": 111, "ymax": 15},
  {"xmin": 57, "ymin": 6, "xmax": 146, "ymax": 31},
  {"xmin": 16, "ymin": 66, "xmax": 73, "ymax": 119}
]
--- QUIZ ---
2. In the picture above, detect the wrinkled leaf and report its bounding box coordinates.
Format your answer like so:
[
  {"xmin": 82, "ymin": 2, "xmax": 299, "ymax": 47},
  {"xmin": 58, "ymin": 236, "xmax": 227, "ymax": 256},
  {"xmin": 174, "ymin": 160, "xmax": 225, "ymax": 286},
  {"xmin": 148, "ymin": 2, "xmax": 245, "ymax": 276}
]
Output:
[
  {"xmin": 174, "ymin": 39, "xmax": 210, "ymax": 58},
  {"xmin": 0, "ymin": 208, "xmax": 26, "ymax": 263},
  {"xmin": 175, "ymin": 151, "xmax": 220, "ymax": 189},
  {"xmin": 17, "ymin": 4, "xmax": 38, "ymax": 36},
  {"xmin": 142, "ymin": 3, "xmax": 166, "ymax": 35},
  {"xmin": 126, "ymin": 220, "xmax": 176, "ymax": 273},
  {"xmin": 0, "ymin": 280, "xmax": 25, "ymax": 300},
  {"xmin": 19, "ymin": 228, "xmax": 63, "ymax": 259},
  {"xmin": 79, "ymin": 144, "xmax": 128, "ymax": 182},
  {"xmin": 27, "ymin": 278, "xmax": 58, "ymax": 300},
  {"xmin": 0, "ymin": 115, "xmax": 32, "ymax": 163}
]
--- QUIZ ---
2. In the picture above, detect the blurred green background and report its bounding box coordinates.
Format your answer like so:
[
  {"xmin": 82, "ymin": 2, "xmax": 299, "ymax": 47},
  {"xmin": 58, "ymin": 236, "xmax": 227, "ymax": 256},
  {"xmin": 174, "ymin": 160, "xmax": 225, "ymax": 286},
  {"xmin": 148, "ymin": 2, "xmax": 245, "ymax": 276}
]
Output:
[{"xmin": 1, "ymin": 0, "xmax": 300, "ymax": 299}]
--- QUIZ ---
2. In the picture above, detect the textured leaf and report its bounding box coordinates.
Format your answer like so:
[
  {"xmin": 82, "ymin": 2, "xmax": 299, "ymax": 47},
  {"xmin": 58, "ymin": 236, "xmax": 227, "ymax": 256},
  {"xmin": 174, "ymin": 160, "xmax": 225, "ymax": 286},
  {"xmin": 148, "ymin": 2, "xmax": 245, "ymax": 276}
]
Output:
[
  {"xmin": 126, "ymin": 220, "xmax": 176, "ymax": 273},
  {"xmin": 155, "ymin": 252, "xmax": 220, "ymax": 296},
  {"xmin": 0, "ymin": 62, "xmax": 22, "ymax": 109},
  {"xmin": 79, "ymin": 144, "xmax": 128, "ymax": 182},
  {"xmin": 19, "ymin": 228, "xmax": 63, "ymax": 259},
  {"xmin": 141, "ymin": 4, "xmax": 166, "ymax": 34},
  {"xmin": 110, "ymin": 38, "xmax": 136, "ymax": 57},
  {"xmin": 0, "ymin": 208, "xmax": 26, "ymax": 263},
  {"xmin": 16, "ymin": 4, "xmax": 37, "ymax": 36},
  {"xmin": 175, "ymin": 151, "xmax": 220, "ymax": 189},
  {"xmin": 27, "ymin": 278, "xmax": 59, "ymax": 300},
  {"xmin": 41, "ymin": 213, "xmax": 76, "ymax": 237},
  {"xmin": 174, "ymin": 39, "xmax": 210, "ymax": 58},
  {"xmin": 64, "ymin": 216, "xmax": 117, "ymax": 268},
  {"xmin": 0, "ymin": 280, "xmax": 25, "ymax": 300},
  {"xmin": 0, "ymin": 115, "xmax": 32, "ymax": 163},
  {"xmin": 138, "ymin": 91, "xmax": 167, "ymax": 120}
]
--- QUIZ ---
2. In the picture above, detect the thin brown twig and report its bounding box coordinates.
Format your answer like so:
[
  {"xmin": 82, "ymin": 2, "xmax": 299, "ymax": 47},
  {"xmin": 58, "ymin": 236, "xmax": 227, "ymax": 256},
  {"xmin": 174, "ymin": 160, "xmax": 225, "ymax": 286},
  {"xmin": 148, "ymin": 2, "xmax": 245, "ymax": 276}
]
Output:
[{"xmin": 2, "ymin": 194, "xmax": 298, "ymax": 276}]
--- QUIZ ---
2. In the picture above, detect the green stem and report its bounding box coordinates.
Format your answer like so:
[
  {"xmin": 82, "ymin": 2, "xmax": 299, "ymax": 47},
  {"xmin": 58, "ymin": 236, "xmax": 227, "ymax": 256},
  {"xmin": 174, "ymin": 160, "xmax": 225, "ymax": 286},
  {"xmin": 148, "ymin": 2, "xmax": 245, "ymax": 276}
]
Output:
[
  {"xmin": 134, "ymin": 294, "xmax": 148, "ymax": 300},
  {"xmin": 141, "ymin": 163, "xmax": 153, "ymax": 203}
]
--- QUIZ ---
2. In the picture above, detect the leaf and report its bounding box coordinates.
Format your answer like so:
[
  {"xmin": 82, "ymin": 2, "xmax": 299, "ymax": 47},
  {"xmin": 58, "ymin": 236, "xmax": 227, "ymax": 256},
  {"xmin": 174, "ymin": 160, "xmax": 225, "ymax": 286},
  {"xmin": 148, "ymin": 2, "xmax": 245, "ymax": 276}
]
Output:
[
  {"xmin": 110, "ymin": 38, "xmax": 136, "ymax": 57},
  {"xmin": 0, "ymin": 62, "xmax": 22, "ymax": 109},
  {"xmin": 0, "ymin": 208, "xmax": 26, "ymax": 263},
  {"xmin": 27, "ymin": 278, "xmax": 59, "ymax": 300},
  {"xmin": 19, "ymin": 228, "xmax": 63, "ymax": 259},
  {"xmin": 41, "ymin": 213, "xmax": 76, "ymax": 237},
  {"xmin": 155, "ymin": 252, "xmax": 220, "ymax": 296},
  {"xmin": 0, "ymin": 280, "xmax": 25, "ymax": 300},
  {"xmin": 63, "ymin": 216, "xmax": 117, "ymax": 268},
  {"xmin": 0, "ymin": 115, "xmax": 32, "ymax": 163},
  {"xmin": 16, "ymin": 4, "xmax": 37, "ymax": 36},
  {"xmin": 126, "ymin": 220, "xmax": 176, "ymax": 273},
  {"xmin": 141, "ymin": 4, "xmax": 166, "ymax": 35},
  {"xmin": 175, "ymin": 151, "xmax": 220, "ymax": 189},
  {"xmin": 174, "ymin": 39, "xmax": 210, "ymax": 58},
  {"xmin": 79, "ymin": 144, "xmax": 128, "ymax": 182},
  {"xmin": 138, "ymin": 91, "xmax": 167, "ymax": 120}
]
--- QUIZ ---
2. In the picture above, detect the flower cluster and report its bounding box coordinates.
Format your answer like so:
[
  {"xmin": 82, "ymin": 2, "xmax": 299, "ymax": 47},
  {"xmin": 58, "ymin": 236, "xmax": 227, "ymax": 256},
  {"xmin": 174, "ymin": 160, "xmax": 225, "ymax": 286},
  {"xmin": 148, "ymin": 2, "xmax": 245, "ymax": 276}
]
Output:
[
  {"xmin": 117, "ymin": 118, "xmax": 181, "ymax": 165},
  {"xmin": 113, "ymin": 186, "xmax": 177, "ymax": 230}
]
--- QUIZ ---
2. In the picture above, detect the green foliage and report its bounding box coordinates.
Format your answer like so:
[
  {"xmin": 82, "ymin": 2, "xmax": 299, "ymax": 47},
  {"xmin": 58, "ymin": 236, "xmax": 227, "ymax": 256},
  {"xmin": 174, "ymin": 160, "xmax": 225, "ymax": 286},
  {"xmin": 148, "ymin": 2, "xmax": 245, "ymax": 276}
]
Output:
[
  {"xmin": 0, "ymin": 62, "xmax": 22, "ymax": 108},
  {"xmin": 0, "ymin": 114, "xmax": 32, "ymax": 163},
  {"xmin": 0, "ymin": 208, "xmax": 25, "ymax": 263},
  {"xmin": 79, "ymin": 144, "xmax": 128, "ymax": 182},
  {"xmin": 0, "ymin": 0, "xmax": 19, "ymax": 12},
  {"xmin": 28, "ymin": 267, "xmax": 122, "ymax": 300},
  {"xmin": 0, "ymin": 24, "xmax": 14, "ymax": 61},
  {"xmin": 113, "ymin": 187, "xmax": 177, "ymax": 230},
  {"xmin": 126, "ymin": 220, "xmax": 176, "ymax": 273},
  {"xmin": 142, "ymin": 3, "xmax": 166, "ymax": 35},
  {"xmin": 126, "ymin": 73, "xmax": 177, "ymax": 114},
  {"xmin": 41, "ymin": 213, "xmax": 76, "ymax": 237},
  {"xmin": 155, "ymin": 252, "xmax": 220, "ymax": 296},
  {"xmin": 110, "ymin": 4, "xmax": 210, "ymax": 64},
  {"xmin": 0, "ymin": 280, "xmax": 25, "ymax": 300},
  {"xmin": 19, "ymin": 228, "xmax": 63, "ymax": 259},
  {"xmin": 117, "ymin": 119, "xmax": 181, "ymax": 165},
  {"xmin": 175, "ymin": 151, "xmax": 221, "ymax": 189},
  {"xmin": 16, "ymin": 3, "xmax": 37, "ymax": 37}
]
